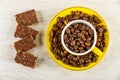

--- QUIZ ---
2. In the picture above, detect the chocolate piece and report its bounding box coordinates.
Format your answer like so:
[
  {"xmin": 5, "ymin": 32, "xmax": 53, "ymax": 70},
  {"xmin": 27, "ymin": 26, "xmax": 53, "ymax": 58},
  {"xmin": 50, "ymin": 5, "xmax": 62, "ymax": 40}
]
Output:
[
  {"xmin": 14, "ymin": 25, "xmax": 39, "ymax": 39},
  {"xmin": 14, "ymin": 36, "xmax": 36, "ymax": 52},
  {"xmin": 15, "ymin": 9, "xmax": 38, "ymax": 26},
  {"xmin": 15, "ymin": 51, "xmax": 38, "ymax": 68}
]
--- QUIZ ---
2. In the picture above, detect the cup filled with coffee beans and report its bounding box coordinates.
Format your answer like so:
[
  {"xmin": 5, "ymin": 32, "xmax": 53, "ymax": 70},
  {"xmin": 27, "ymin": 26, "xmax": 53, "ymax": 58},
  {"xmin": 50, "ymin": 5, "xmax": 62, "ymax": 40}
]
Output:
[
  {"xmin": 61, "ymin": 20, "xmax": 97, "ymax": 56},
  {"xmin": 46, "ymin": 7, "xmax": 110, "ymax": 70}
]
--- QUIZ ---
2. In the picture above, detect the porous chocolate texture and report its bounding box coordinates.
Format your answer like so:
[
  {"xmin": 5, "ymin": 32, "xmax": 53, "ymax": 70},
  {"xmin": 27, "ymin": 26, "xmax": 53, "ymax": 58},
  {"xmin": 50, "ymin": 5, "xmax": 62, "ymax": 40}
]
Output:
[
  {"xmin": 14, "ymin": 24, "xmax": 39, "ymax": 39},
  {"xmin": 15, "ymin": 9, "xmax": 38, "ymax": 26},
  {"xmin": 14, "ymin": 35, "xmax": 36, "ymax": 52},
  {"xmin": 15, "ymin": 51, "xmax": 38, "ymax": 68}
]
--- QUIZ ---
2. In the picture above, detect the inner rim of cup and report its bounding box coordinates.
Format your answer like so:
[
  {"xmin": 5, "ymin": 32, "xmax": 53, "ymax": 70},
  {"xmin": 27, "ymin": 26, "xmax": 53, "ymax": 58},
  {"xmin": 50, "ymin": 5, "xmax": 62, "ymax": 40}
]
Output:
[{"xmin": 61, "ymin": 20, "xmax": 97, "ymax": 56}]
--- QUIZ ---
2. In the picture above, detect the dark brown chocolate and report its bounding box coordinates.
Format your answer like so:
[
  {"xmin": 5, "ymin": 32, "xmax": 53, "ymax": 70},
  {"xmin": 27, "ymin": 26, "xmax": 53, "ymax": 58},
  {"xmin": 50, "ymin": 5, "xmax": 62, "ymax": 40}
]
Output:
[
  {"xmin": 15, "ymin": 51, "xmax": 38, "ymax": 68},
  {"xmin": 14, "ymin": 25, "xmax": 39, "ymax": 39},
  {"xmin": 15, "ymin": 9, "xmax": 38, "ymax": 26},
  {"xmin": 14, "ymin": 36, "xmax": 36, "ymax": 52}
]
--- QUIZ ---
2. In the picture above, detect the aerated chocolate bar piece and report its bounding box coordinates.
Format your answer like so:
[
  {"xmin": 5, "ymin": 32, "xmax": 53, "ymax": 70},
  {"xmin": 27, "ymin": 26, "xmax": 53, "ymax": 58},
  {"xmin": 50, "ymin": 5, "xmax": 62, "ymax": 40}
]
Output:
[
  {"xmin": 14, "ymin": 36, "xmax": 36, "ymax": 52},
  {"xmin": 14, "ymin": 25, "xmax": 39, "ymax": 39},
  {"xmin": 15, "ymin": 51, "xmax": 38, "ymax": 68},
  {"xmin": 15, "ymin": 9, "xmax": 38, "ymax": 26}
]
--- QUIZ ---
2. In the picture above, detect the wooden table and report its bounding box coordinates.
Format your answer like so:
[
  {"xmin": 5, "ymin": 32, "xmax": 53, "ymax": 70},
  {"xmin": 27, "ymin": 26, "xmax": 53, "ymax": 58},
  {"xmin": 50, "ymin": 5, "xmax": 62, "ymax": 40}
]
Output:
[{"xmin": 0, "ymin": 0, "xmax": 120, "ymax": 80}]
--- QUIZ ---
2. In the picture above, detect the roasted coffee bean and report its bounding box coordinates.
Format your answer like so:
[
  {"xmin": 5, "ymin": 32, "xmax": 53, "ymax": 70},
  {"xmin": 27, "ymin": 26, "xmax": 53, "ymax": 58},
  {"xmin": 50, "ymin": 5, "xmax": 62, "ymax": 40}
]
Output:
[
  {"xmin": 85, "ymin": 42, "xmax": 91, "ymax": 46},
  {"xmin": 67, "ymin": 54, "xmax": 74, "ymax": 59},
  {"xmin": 50, "ymin": 30, "xmax": 54, "ymax": 37},
  {"xmin": 53, "ymin": 37, "xmax": 57, "ymax": 43},
  {"xmin": 74, "ymin": 45, "xmax": 79, "ymax": 50},
  {"xmin": 57, "ymin": 22, "xmax": 62, "ymax": 27},
  {"xmin": 69, "ymin": 36, "xmax": 74, "ymax": 41},
  {"xmin": 66, "ymin": 15, "xmax": 73, "ymax": 21},
  {"xmin": 69, "ymin": 60, "xmax": 74, "ymax": 64},
  {"xmin": 73, "ymin": 15, "xmax": 79, "ymax": 19},
  {"xmin": 73, "ymin": 23, "xmax": 79, "ymax": 29},
  {"xmin": 87, "ymin": 37, "xmax": 92, "ymax": 41},
  {"xmin": 79, "ymin": 47, "xmax": 83, "ymax": 50},
  {"xmin": 85, "ymin": 59, "xmax": 91, "ymax": 63},
  {"xmin": 53, "ymin": 24, "xmax": 58, "ymax": 31},
  {"xmin": 64, "ymin": 20, "xmax": 69, "ymax": 25},
  {"xmin": 62, "ymin": 57, "xmax": 66, "ymax": 62},
  {"xmin": 79, "ymin": 63, "xmax": 84, "ymax": 67},
  {"xmin": 75, "ymin": 11, "xmax": 80, "ymax": 15},
  {"xmin": 74, "ymin": 49, "xmax": 79, "ymax": 53},
  {"xmin": 64, "ymin": 59, "xmax": 69, "ymax": 64},
  {"xmin": 55, "ymin": 55, "xmax": 61, "ymax": 60},
  {"xmin": 79, "ymin": 59, "xmax": 84, "ymax": 63},
  {"xmin": 73, "ymin": 57, "xmax": 78, "ymax": 61},
  {"xmin": 66, "ymin": 28, "xmax": 71, "ymax": 34},
  {"xmin": 75, "ymin": 30, "xmax": 80, "ymax": 33},
  {"xmin": 79, "ymin": 13, "xmax": 84, "ymax": 17},
  {"xmin": 84, "ymin": 63, "xmax": 89, "ymax": 67},
  {"xmin": 70, "ymin": 40, "xmax": 76, "ymax": 46},
  {"xmin": 64, "ymin": 34, "xmax": 67, "ymax": 39},
  {"xmin": 93, "ymin": 15, "xmax": 101, "ymax": 24},
  {"xmin": 61, "ymin": 24, "xmax": 65, "ymax": 29},
  {"xmin": 76, "ymin": 42, "xmax": 80, "ymax": 46},
  {"xmin": 80, "ymin": 50, "xmax": 85, "ymax": 53},
  {"xmin": 92, "ymin": 57, "xmax": 97, "ymax": 62}
]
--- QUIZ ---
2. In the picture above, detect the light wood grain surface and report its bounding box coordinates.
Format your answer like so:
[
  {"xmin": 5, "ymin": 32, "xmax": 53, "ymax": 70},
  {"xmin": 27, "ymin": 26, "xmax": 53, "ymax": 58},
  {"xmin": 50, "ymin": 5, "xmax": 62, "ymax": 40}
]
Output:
[{"xmin": 0, "ymin": 0, "xmax": 120, "ymax": 80}]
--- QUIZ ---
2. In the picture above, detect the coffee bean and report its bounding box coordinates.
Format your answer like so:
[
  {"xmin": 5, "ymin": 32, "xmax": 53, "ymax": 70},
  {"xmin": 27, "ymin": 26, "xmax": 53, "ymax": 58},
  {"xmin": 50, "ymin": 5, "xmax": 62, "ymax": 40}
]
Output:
[
  {"xmin": 85, "ymin": 59, "xmax": 91, "ymax": 63},
  {"xmin": 62, "ymin": 57, "xmax": 66, "ymax": 62},
  {"xmin": 79, "ymin": 59, "xmax": 84, "ymax": 63},
  {"xmin": 75, "ymin": 11, "xmax": 80, "ymax": 15},
  {"xmin": 70, "ymin": 40, "xmax": 76, "ymax": 46},
  {"xmin": 69, "ymin": 60, "xmax": 74, "ymax": 64},
  {"xmin": 84, "ymin": 63, "xmax": 89, "ymax": 67},
  {"xmin": 92, "ymin": 57, "xmax": 97, "ymax": 62},
  {"xmin": 76, "ymin": 42, "xmax": 80, "ymax": 46},
  {"xmin": 64, "ymin": 20, "xmax": 69, "ymax": 25},
  {"xmin": 53, "ymin": 24, "xmax": 58, "ymax": 31},
  {"xmin": 74, "ymin": 45, "xmax": 79, "ymax": 50},
  {"xmin": 64, "ymin": 34, "xmax": 67, "ymax": 39},
  {"xmin": 75, "ymin": 30, "xmax": 80, "ymax": 33},
  {"xmin": 73, "ymin": 15, "xmax": 79, "ymax": 19},
  {"xmin": 85, "ymin": 42, "xmax": 91, "ymax": 46},
  {"xmin": 79, "ymin": 47, "xmax": 83, "ymax": 50},
  {"xmin": 60, "ymin": 52, "xmax": 66, "ymax": 57},
  {"xmin": 55, "ymin": 55, "xmax": 61, "ymax": 60},
  {"xmin": 69, "ymin": 36, "xmax": 74, "ymax": 41},
  {"xmin": 80, "ymin": 50, "xmax": 85, "ymax": 53},
  {"xmin": 53, "ymin": 37, "xmax": 57, "ymax": 43},
  {"xmin": 73, "ymin": 23, "xmax": 79, "ymax": 29},
  {"xmin": 74, "ymin": 49, "xmax": 79, "ymax": 53},
  {"xmin": 79, "ymin": 13, "xmax": 84, "ymax": 17},
  {"xmin": 67, "ymin": 54, "xmax": 74, "ymax": 59},
  {"xmin": 79, "ymin": 63, "xmax": 84, "ymax": 67},
  {"xmin": 73, "ymin": 57, "xmax": 78, "ymax": 61},
  {"xmin": 66, "ymin": 15, "xmax": 73, "ymax": 21},
  {"xmin": 50, "ymin": 31, "xmax": 54, "ymax": 37},
  {"xmin": 66, "ymin": 28, "xmax": 71, "ymax": 34},
  {"xmin": 87, "ymin": 37, "xmax": 92, "ymax": 41},
  {"xmin": 57, "ymin": 22, "xmax": 62, "ymax": 27}
]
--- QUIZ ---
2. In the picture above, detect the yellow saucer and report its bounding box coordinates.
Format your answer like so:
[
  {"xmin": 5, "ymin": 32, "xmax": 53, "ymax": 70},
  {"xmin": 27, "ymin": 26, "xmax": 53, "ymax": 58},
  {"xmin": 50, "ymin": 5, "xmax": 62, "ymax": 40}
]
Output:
[{"xmin": 46, "ymin": 7, "xmax": 110, "ymax": 71}]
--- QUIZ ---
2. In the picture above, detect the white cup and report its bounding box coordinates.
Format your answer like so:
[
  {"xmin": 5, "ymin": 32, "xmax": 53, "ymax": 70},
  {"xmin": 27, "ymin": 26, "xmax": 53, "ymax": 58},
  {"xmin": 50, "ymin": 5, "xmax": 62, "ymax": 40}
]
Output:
[{"xmin": 61, "ymin": 20, "xmax": 97, "ymax": 56}]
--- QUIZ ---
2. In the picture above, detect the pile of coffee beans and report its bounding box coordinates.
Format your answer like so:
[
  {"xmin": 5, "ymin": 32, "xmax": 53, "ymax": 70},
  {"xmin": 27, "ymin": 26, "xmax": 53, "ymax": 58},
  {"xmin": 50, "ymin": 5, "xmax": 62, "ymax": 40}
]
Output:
[
  {"xmin": 49, "ymin": 11, "xmax": 107, "ymax": 67},
  {"xmin": 64, "ymin": 23, "xmax": 94, "ymax": 53}
]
